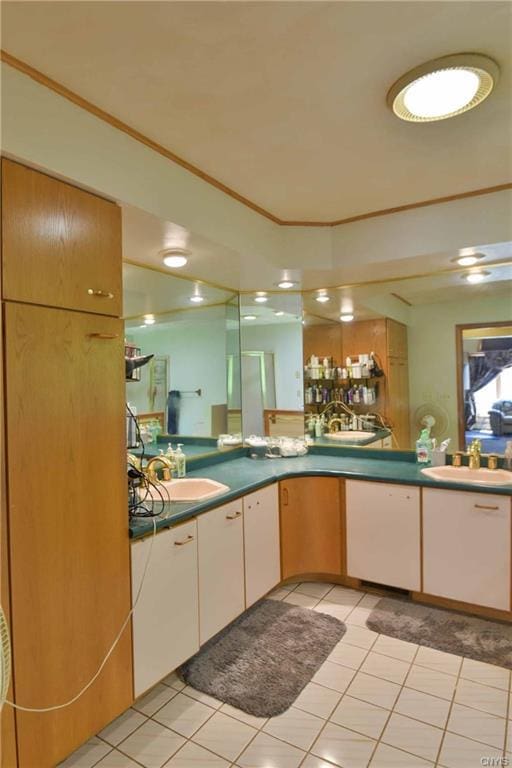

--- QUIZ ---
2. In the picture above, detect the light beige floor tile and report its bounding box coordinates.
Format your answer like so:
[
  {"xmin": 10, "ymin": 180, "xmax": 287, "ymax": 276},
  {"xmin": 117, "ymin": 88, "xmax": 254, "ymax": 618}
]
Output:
[
  {"xmin": 414, "ymin": 647, "xmax": 461, "ymax": 677},
  {"xmin": 263, "ymin": 706, "xmax": 324, "ymax": 750},
  {"xmin": 295, "ymin": 582, "xmax": 335, "ymax": 599},
  {"xmin": 381, "ymin": 712, "xmax": 443, "ymax": 762},
  {"xmin": 454, "ymin": 677, "xmax": 508, "ymax": 717},
  {"xmin": 192, "ymin": 712, "xmax": 257, "ymax": 762},
  {"xmin": 447, "ymin": 702, "xmax": 506, "ymax": 748},
  {"xmin": 345, "ymin": 606, "xmax": 376, "ymax": 627},
  {"xmin": 330, "ymin": 695, "xmax": 389, "ymax": 739},
  {"xmin": 163, "ymin": 740, "xmax": 230, "ymax": 767},
  {"xmin": 460, "ymin": 658, "xmax": 511, "ymax": 691},
  {"xmin": 339, "ymin": 624, "xmax": 378, "ymax": 651},
  {"xmin": 278, "ymin": 582, "xmax": 297, "ymax": 593},
  {"xmin": 238, "ymin": 732, "xmax": 305, "ymax": 768},
  {"xmin": 58, "ymin": 737, "xmax": 112, "ymax": 768},
  {"xmin": 359, "ymin": 652, "xmax": 410, "ymax": 685},
  {"xmin": 324, "ymin": 586, "xmax": 364, "ymax": 608},
  {"xmin": 95, "ymin": 751, "xmax": 141, "ymax": 768},
  {"xmin": 437, "ymin": 731, "xmax": 502, "ymax": 768},
  {"xmin": 314, "ymin": 602, "xmax": 353, "ymax": 621},
  {"xmin": 346, "ymin": 671, "xmax": 401, "ymax": 710},
  {"xmin": 181, "ymin": 685, "xmax": 223, "ymax": 710},
  {"xmin": 219, "ymin": 703, "xmax": 268, "ymax": 729},
  {"xmin": 292, "ymin": 681, "xmax": 342, "ymax": 719},
  {"xmin": 328, "ymin": 641, "xmax": 369, "ymax": 670},
  {"xmin": 369, "ymin": 743, "xmax": 434, "ymax": 767},
  {"xmin": 357, "ymin": 594, "xmax": 381, "ymax": 609},
  {"xmin": 134, "ymin": 683, "xmax": 179, "ymax": 717},
  {"xmin": 405, "ymin": 665, "xmax": 457, "ymax": 701},
  {"xmin": 300, "ymin": 756, "xmax": 336, "ymax": 768},
  {"xmin": 283, "ymin": 592, "xmax": 319, "ymax": 609},
  {"xmin": 162, "ymin": 672, "xmax": 187, "ymax": 691},
  {"xmin": 311, "ymin": 721, "xmax": 376, "ymax": 767},
  {"xmin": 99, "ymin": 708, "xmax": 148, "ymax": 746},
  {"xmin": 371, "ymin": 635, "xmax": 418, "ymax": 663},
  {"xmin": 268, "ymin": 589, "xmax": 290, "ymax": 601},
  {"xmin": 153, "ymin": 693, "xmax": 215, "ymax": 738},
  {"xmin": 394, "ymin": 687, "xmax": 450, "ymax": 729},
  {"xmin": 312, "ymin": 659, "xmax": 355, "ymax": 693},
  {"xmin": 119, "ymin": 720, "xmax": 185, "ymax": 768}
]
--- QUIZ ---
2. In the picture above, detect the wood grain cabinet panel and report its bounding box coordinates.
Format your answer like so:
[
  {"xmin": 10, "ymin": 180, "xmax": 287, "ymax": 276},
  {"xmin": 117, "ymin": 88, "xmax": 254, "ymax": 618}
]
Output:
[
  {"xmin": 4, "ymin": 302, "xmax": 132, "ymax": 768},
  {"xmin": 280, "ymin": 477, "xmax": 343, "ymax": 579},
  {"xmin": 386, "ymin": 319, "xmax": 408, "ymax": 359},
  {"xmin": 1, "ymin": 159, "xmax": 122, "ymax": 316}
]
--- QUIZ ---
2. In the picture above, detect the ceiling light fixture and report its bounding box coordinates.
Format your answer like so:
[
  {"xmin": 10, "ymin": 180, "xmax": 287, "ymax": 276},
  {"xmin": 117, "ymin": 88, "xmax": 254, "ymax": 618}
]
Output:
[
  {"xmin": 451, "ymin": 252, "xmax": 485, "ymax": 267},
  {"xmin": 254, "ymin": 295, "xmax": 268, "ymax": 303},
  {"xmin": 465, "ymin": 271, "xmax": 490, "ymax": 284},
  {"xmin": 143, "ymin": 314, "xmax": 155, "ymax": 325},
  {"xmin": 243, "ymin": 314, "xmax": 257, "ymax": 320},
  {"xmin": 161, "ymin": 248, "xmax": 190, "ymax": 268},
  {"xmin": 277, "ymin": 280, "xmax": 296, "ymax": 289},
  {"xmin": 388, "ymin": 53, "xmax": 499, "ymax": 122},
  {"xmin": 316, "ymin": 294, "xmax": 330, "ymax": 303},
  {"xmin": 274, "ymin": 311, "xmax": 285, "ymax": 316},
  {"xmin": 340, "ymin": 313, "xmax": 354, "ymax": 323},
  {"xmin": 190, "ymin": 295, "xmax": 205, "ymax": 303}
]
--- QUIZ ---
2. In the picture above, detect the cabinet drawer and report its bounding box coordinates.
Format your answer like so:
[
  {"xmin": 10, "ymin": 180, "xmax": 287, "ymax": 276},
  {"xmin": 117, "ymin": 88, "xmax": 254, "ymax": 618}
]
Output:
[
  {"xmin": 423, "ymin": 489, "xmax": 510, "ymax": 610},
  {"xmin": 243, "ymin": 484, "xmax": 280, "ymax": 606}
]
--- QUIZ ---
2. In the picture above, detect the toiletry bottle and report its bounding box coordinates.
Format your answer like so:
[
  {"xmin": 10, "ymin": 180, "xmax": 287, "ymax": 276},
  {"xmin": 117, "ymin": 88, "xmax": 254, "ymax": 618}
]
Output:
[
  {"xmin": 175, "ymin": 444, "xmax": 186, "ymax": 477},
  {"xmin": 314, "ymin": 416, "xmax": 323, "ymax": 438},
  {"xmin": 416, "ymin": 429, "xmax": 432, "ymax": 463}
]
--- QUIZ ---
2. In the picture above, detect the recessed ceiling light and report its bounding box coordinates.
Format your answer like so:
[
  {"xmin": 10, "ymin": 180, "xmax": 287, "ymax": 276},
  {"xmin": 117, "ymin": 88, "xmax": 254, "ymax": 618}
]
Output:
[
  {"xmin": 254, "ymin": 295, "xmax": 268, "ymax": 303},
  {"xmin": 243, "ymin": 314, "xmax": 257, "ymax": 320},
  {"xmin": 388, "ymin": 53, "xmax": 499, "ymax": 122},
  {"xmin": 465, "ymin": 271, "xmax": 491, "ymax": 284},
  {"xmin": 316, "ymin": 294, "xmax": 330, "ymax": 303},
  {"xmin": 451, "ymin": 252, "xmax": 485, "ymax": 267},
  {"xmin": 160, "ymin": 248, "xmax": 190, "ymax": 268},
  {"xmin": 143, "ymin": 314, "xmax": 155, "ymax": 325},
  {"xmin": 274, "ymin": 311, "xmax": 285, "ymax": 316},
  {"xmin": 190, "ymin": 295, "xmax": 205, "ymax": 303},
  {"xmin": 340, "ymin": 313, "xmax": 354, "ymax": 322},
  {"xmin": 277, "ymin": 280, "xmax": 296, "ymax": 289}
]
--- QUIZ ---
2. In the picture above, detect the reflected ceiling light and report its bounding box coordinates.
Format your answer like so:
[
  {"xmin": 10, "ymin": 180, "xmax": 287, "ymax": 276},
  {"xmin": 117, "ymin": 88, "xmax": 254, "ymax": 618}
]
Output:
[
  {"xmin": 277, "ymin": 280, "xmax": 296, "ymax": 289},
  {"xmin": 451, "ymin": 252, "xmax": 485, "ymax": 267},
  {"xmin": 161, "ymin": 248, "xmax": 190, "ymax": 268},
  {"xmin": 274, "ymin": 311, "xmax": 285, "ymax": 316},
  {"xmin": 340, "ymin": 313, "xmax": 354, "ymax": 322},
  {"xmin": 143, "ymin": 314, "xmax": 155, "ymax": 325},
  {"xmin": 387, "ymin": 54, "xmax": 499, "ymax": 122},
  {"xmin": 465, "ymin": 270, "xmax": 491, "ymax": 284},
  {"xmin": 243, "ymin": 314, "xmax": 257, "ymax": 320},
  {"xmin": 316, "ymin": 294, "xmax": 330, "ymax": 303},
  {"xmin": 254, "ymin": 294, "xmax": 268, "ymax": 303},
  {"xmin": 190, "ymin": 295, "xmax": 204, "ymax": 303}
]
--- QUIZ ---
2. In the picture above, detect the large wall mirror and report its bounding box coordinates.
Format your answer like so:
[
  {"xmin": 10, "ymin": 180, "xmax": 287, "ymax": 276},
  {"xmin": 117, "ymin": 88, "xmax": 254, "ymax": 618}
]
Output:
[{"xmin": 124, "ymin": 263, "xmax": 241, "ymax": 456}]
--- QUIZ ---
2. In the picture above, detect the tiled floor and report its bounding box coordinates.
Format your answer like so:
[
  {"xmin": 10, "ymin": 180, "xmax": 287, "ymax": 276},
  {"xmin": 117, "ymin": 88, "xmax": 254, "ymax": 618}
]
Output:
[{"xmin": 59, "ymin": 583, "xmax": 512, "ymax": 768}]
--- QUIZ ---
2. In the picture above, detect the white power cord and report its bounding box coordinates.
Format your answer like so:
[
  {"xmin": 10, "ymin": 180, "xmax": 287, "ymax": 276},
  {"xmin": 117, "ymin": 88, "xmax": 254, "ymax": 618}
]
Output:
[{"xmin": 1, "ymin": 516, "xmax": 157, "ymax": 713}]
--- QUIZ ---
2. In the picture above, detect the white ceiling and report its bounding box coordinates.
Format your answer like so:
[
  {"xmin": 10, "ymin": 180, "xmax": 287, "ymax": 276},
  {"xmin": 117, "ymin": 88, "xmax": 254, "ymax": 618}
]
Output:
[{"xmin": 3, "ymin": 1, "xmax": 511, "ymax": 221}]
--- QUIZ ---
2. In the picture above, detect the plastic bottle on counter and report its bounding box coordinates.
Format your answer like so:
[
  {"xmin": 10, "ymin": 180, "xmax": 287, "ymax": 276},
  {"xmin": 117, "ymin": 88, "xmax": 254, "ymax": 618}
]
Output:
[{"xmin": 175, "ymin": 444, "xmax": 187, "ymax": 477}]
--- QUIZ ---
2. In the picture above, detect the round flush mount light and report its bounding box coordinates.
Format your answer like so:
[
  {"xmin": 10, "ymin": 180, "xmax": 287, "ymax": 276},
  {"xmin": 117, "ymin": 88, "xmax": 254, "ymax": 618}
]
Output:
[
  {"xmin": 161, "ymin": 248, "xmax": 190, "ymax": 268},
  {"xmin": 254, "ymin": 294, "xmax": 268, "ymax": 303},
  {"xmin": 451, "ymin": 252, "xmax": 485, "ymax": 267},
  {"xmin": 277, "ymin": 280, "xmax": 296, "ymax": 289},
  {"xmin": 465, "ymin": 270, "xmax": 491, "ymax": 284},
  {"xmin": 243, "ymin": 314, "xmax": 257, "ymax": 320},
  {"xmin": 274, "ymin": 311, "xmax": 285, "ymax": 316},
  {"xmin": 316, "ymin": 294, "xmax": 330, "ymax": 303},
  {"xmin": 190, "ymin": 295, "xmax": 204, "ymax": 303},
  {"xmin": 387, "ymin": 53, "xmax": 499, "ymax": 122},
  {"xmin": 143, "ymin": 314, "xmax": 155, "ymax": 325},
  {"xmin": 340, "ymin": 313, "xmax": 354, "ymax": 323}
]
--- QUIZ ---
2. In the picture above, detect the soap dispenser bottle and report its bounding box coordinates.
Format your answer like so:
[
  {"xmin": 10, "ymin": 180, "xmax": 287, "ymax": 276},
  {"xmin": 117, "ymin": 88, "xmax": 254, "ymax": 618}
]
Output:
[
  {"xmin": 175, "ymin": 444, "xmax": 187, "ymax": 477},
  {"xmin": 416, "ymin": 428, "xmax": 433, "ymax": 463}
]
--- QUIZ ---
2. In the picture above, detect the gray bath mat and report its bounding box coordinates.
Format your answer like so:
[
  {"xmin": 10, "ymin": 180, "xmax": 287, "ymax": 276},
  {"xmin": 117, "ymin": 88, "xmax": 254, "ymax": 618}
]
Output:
[
  {"xmin": 367, "ymin": 597, "xmax": 512, "ymax": 669},
  {"xmin": 179, "ymin": 598, "xmax": 346, "ymax": 717}
]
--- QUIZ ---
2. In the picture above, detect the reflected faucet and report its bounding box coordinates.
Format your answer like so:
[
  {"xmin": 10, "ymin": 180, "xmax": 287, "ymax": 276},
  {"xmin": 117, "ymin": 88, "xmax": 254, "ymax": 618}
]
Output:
[
  {"xmin": 327, "ymin": 416, "xmax": 344, "ymax": 433},
  {"xmin": 468, "ymin": 439, "xmax": 481, "ymax": 470}
]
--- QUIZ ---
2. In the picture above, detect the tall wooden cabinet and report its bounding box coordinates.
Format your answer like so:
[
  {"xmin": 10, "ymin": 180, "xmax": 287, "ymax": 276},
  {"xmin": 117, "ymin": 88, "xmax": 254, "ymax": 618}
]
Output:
[{"xmin": 1, "ymin": 159, "xmax": 132, "ymax": 767}]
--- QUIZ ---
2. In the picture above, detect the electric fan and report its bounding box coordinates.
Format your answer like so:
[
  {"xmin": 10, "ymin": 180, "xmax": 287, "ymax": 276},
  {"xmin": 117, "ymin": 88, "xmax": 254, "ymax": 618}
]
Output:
[
  {"xmin": 413, "ymin": 402, "xmax": 450, "ymax": 441},
  {"xmin": 0, "ymin": 605, "xmax": 11, "ymax": 710}
]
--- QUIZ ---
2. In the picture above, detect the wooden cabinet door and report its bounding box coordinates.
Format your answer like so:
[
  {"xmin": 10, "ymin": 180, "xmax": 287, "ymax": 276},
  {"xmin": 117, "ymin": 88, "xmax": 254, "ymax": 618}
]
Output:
[
  {"xmin": 2, "ymin": 159, "xmax": 122, "ymax": 316},
  {"xmin": 387, "ymin": 319, "xmax": 408, "ymax": 359},
  {"xmin": 131, "ymin": 520, "xmax": 199, "ymax": 696},
  {"xmin": 423, "ymin": 489, "xmax": 510, "ymax": 610},
  {"xmin": 280, "ymin": 477, "xmax": 343, "ymax": 579},
  {"xmin": 197, "ymin": 500, "xmax": 245, "ymax": 644},
  {"xmin": 4, "ymin": 302, "xmax": 132, "ymax": 768},
  {"xmin": 346, "ymin": 480, "xmax": 420, "ymax": 590},
  {"xmin": 243, "ymin": 484, "xmax": 280, "ymax": 606}
]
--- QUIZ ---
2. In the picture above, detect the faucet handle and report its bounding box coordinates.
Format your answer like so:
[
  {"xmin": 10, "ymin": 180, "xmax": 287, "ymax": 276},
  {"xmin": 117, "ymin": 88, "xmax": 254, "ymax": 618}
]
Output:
[
  {"xmin": 453, "ymin": 451, "xmax": 463, "ymax": 467},
  {"xmin": 487, "ymin": 454, "xmax": 499, "ymax": 470}
]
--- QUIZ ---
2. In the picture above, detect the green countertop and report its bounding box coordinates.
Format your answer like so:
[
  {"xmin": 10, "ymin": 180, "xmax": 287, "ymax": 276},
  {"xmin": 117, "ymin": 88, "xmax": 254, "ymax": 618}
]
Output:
[{"xmin": 130, "ymin": 449, "xmax": 512, "ymax": 540}]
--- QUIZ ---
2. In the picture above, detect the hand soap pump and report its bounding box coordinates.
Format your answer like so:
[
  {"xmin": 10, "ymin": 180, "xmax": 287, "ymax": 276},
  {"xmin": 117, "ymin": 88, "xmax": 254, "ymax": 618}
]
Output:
[
  {"xmin": 416, "ymin": 428, "xmax": 433, "ymax": 463},
  {"xmin": 175, "ymin": 444, "xmax": 186, "ymax": 477}
]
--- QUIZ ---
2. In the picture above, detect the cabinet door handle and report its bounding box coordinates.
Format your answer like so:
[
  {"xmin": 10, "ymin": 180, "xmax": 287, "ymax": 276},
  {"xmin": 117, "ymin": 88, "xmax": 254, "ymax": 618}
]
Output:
[
  {"xmin": 226, "ymin": 511, "xmax": 242, "ymax": 520},
  {"xmin": 88, "ymin": 333, "xmax": 120, "ymax": 340},
  {"xmin": 88, "ymin": 289, "xmax": 114, "ymax": 299},
  {"xmin": 474, "ymin": 504, "xmax": 499, "ymax": 511},
  {"xmin": 174, "ymin": 535, "xmax": 194, "ymax": 546},
  {"xmin": 282, "ymin": 487, "xmax": 289, "ymax": 506}
]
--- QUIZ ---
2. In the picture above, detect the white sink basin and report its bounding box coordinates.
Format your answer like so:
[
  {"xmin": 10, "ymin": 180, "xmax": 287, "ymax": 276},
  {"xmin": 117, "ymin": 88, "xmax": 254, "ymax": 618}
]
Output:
[
  {"xmin": 325, "ymin": 431, "xmax": 374, "ymax": 442},
  {"xmin": 421, "ymin": 465, "xmax": 512, "ymax": 486},
  {"xmin": 146, "ymin": 478, "xmax": 230, "ymax": 502}
]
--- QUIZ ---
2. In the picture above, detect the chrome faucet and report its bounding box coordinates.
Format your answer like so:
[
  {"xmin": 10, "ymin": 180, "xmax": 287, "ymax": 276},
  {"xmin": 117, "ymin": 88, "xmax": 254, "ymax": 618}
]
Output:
[
  {"xmin": 145, "ymin": 455, "xmax": 174, "ymax": 482},
  {"xmin": 468, "ymin": 439, "xmax": 481, "ymax": 470}
]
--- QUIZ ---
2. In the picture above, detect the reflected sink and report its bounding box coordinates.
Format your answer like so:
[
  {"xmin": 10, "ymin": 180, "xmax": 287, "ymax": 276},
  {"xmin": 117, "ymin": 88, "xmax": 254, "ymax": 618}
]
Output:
[
  {"xmin": 146, "ymin": 478, "xmax": 230, "ymax": 502},
  {"xmin": 421, "ymin": 465, "xmax": 512, "ymax": 486},
  {"xmin": 325, "ymin": 431, "xmax": 374, "ymax": 442}
]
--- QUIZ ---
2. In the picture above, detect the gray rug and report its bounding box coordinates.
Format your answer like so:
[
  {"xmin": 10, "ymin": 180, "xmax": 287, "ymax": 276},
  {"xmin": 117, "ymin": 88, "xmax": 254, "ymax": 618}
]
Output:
[
  {"xmin": 367, "ymin": 597, "xmax": 512, "ymax": 669},
  {"xmin": 179, "ymin": 598, "xmax": 346, "ymax": 717}
]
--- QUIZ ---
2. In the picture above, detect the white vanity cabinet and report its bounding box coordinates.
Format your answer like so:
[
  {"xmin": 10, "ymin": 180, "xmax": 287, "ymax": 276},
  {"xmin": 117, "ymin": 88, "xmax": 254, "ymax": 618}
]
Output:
[
  {"xmin": 197, "ymin": 499, "xmax": 245, "ymax": 643},
  {"xmin": 131, "ymin": 519, "xmax": 199, "ymax": 696},
  {"xmin": 346, "ymin": 480, "xmax": 421, "ymax": 590},
  {"xmin": 423, "ymin": 489, "xmax": 511, "ymax": 611},
  {"xmin": 243, "ymin": 483, "xmax": 280, "ymax": 606}
]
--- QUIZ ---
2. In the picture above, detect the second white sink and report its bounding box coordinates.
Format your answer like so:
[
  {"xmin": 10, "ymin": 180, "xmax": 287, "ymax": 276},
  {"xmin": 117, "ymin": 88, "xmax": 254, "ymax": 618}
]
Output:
[
  {"xmin": 421, "ymin": 465, "xmax": 512, "ymax": 486},
  {"xmin": 146, "ymin": 478, "xmax": 230, "ymax": 502},
  {"xmin": 325, "ymin": 431, "xmax": 374, "ymax": 441}
]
